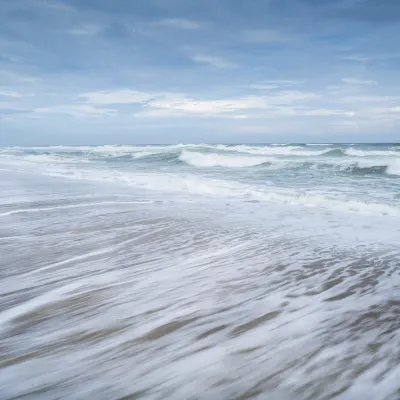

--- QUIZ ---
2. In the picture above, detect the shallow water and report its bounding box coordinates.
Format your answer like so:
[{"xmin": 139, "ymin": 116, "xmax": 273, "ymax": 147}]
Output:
[{"xmin": 0, "ymin": 144, "xmax": 399, "ymax": 399}]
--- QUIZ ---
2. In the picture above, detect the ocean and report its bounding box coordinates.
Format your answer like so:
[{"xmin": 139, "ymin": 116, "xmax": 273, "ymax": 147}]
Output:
[{"xmin": 0, "ymin": 143, "xmax": 399, "ymax": 399}]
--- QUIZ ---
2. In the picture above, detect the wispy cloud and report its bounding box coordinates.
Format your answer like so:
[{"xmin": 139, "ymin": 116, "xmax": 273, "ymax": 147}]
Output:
[
  {"xmin": 33, "ymin": 0, "xmax": 76, "ymax": 13},
  {"xmin": 268, "ymin": 108, "xmax": 355, "ymax": 117},
  {"xmin": 191, "ymin": 55, "xmax": 238, "ymax": 69},
  {"xmin": 0, "ymin": 91, "xmax": 25, "ymax": 98},
  {"xmin": 260, "ymin": 80, "xmax": 305, "ymax": 86},
  {"xmin": 0, "ymin": 70, "xmax": 38, "ymax": 85},
  {"xmin": 154, "ymin": 18, "xmax": 200, "ymax": 30},
  {"xmin": 1, "ymin": 0, "xmax": 399, "ymax": 143},
  {"xmin": 34, "ymin": 105, "xmax": 117, "ymax": 118},
  {"xmin": 147, "ymin": 96, "xmax": 266, "ymax": 116},
  {"xmin": 68, "ymin": 24, "xmax": 103, "ymax": 36},
  {"xmin": 248, "ymin": 84, "xmax": 279, "ymax": 90},
  {"xmin": 343, "ymin": 55, "xmax": 369, "ymax": 62},
  {"xmin": 80, "ymin": 90, "xmax": 154, "ymax": 104},
  {"xmin": 340, "ymin": 95, "xmax": 399, "ymax": 103},
  {"xmin": 342, "ymin": 77, "xmax": 377, "ymax": 85},
  {"xmin": 21, "ymin": 87, "xmax": 331, "ymax": 120},
  {"xmin": 270, "ymin": 90, "xmax": 319, "ymax": 103},
  {"xmin": 242, "ymin": 29, "xmax": 291, "ymax": 44}
]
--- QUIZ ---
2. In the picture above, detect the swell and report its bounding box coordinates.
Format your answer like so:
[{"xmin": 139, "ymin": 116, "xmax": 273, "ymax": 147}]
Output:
[
  {"xmin": 178, "ymin": 151, "xmax": 269, "ymax": 168},
  {"xmin": 30, "ymin": 166, "xmax": 400, "ymax": 217},
  {"xmin": 1, "ymin": 145, "xmax": 400, "ymax": 178}
]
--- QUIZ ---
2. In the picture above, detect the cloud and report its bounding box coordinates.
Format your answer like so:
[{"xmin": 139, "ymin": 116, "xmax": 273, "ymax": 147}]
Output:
[
  {"xmin": 0, "ymin": 91, "xmax": 24, "ymax": 98},
  {"xmin": 343, "ymin": 55, "xmax": 369, "ymax": 61},
  {"xmin": 34, "ymin": 0, "xmax": 76, "ymax": 12},
  {"xmin": 268, "ymin": 108, "xmax": 355, "ymax": 117},
  {"xmin": 0, "ymin": 102, "xmax": 26, "ymax": 111},
  {"xmin": 0, "ymin": 70, "xmax": 38, "ymax": 85},
  {"xmin": 79, "ymin": 90, "xmax": 155, "ymax": 104},
  {"xmin": 191, "ymin": 55, "xmax": 238, "ymax": 69},
  {"xmin": 248, "ymin": 84, "xmax": 279, "ymax": 90},
  {"xmin": 260, "ymin": 80, "xmax": 305, "ymax": 86},
  {"xmin": 145, "ymin": 95, "xmax": 267, "ymax": 116},
  {"xmin": 0, "ymin": 53, "xmax": 23, "ymax": 64},
  {"xmin": 154, "ymin": 18, "xmax": 200, "ymax": 30},
  {"xmin": 242, "ymin": 29, "xmax": 291, "ymax": 44},
  {"xmin": 329, "ymin": 120, "xmax": 360, "ymax": 130},
  {"xmin": 340, "ymin": 95, "xmax": 399, "ymax": 103},
  {"xmin": 48, "ymin": 88, "xmax": 325, "ymax": 120},
  {"xmin": 270, "ymin": 90, "xmax": 319, "ymax": 103},
  {"xmin": 138, "ymin": 90, "xmax": 322, "ymax": 117},
  {"xmin": 68, "ymin": 24, "xmax": 103, "ymax": 36},
  {"xmin": 33, "ymin": 105, "xmax": 117, "ymax": 117},
  {"xmin": 342, "ymin": 77, "xmax": 377, "ymax": 85}
]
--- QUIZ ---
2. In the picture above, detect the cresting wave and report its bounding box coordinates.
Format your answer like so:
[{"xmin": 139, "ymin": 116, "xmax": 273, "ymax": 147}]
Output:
[
  {"xmin": 2, "ymin": 144, "xmax": 399, "ymax": 159},
  {"xmin": 3, "ymin": 145, "xmax": 398, "ymax": 176},
  {"xmin": 179, "ymin": 151, "xmax": 270, "ymax": 168},
  {"xmin": 40, "ymin": 167, "xmax": 400, "ymax": 216}
]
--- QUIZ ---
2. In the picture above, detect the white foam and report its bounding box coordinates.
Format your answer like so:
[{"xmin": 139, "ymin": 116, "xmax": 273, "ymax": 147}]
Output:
[
  {"xmin": 306, "ymin": 143, "xmax": 335, "ymax": 146},
  {"xmin": 345, "ymin": 148, "xmax": 400, "ymax": 157},
  {"xmin": 386, "ymin": 159, "xmax": 400, "ymax": 176},
  {"xmin": 132, "ymin": 151, "xmax": 155, "ymax": 159},
  {"xmin": 215, "ymin": 144, "xmax": 331, "ymax": 156},
  {"xmin": 0, "ymin": 201, "xmax": 151, "ymax": 217},
  {"xmin": 179, "ymin": 151, "xmax": 268, "ymax": 168},
  {"xmin": 331, "ymin": 158, "xmax": 400, "ymax": 176},
  {"xmin": 43, "ymin": 167, "xmax": 400, "ymax": 216},
  {"xmin": 24, "ymin": 154, "xmax": 89, "ymax": 164}
]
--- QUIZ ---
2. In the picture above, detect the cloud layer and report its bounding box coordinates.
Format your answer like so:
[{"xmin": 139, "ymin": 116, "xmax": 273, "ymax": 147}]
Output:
[{"xmin": 0, "ymin": 0, "xmax": 399, "ymax": 144}]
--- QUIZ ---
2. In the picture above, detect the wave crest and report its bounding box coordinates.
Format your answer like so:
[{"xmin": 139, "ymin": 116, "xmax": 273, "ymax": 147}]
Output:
[{"xmin": 179, "ymin": 151, "xmax": 269, "ymax": 168}]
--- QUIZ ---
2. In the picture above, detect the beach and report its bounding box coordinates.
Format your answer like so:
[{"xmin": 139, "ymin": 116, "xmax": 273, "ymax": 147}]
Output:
[{"xmin": 0, "ymin": 143, "xmax": 399, "ymax": 399}]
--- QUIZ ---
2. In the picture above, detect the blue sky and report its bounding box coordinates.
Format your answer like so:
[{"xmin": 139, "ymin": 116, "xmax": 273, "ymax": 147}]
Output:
[{"xmin": 0, "ymin": 0, "xmax": 399, "ymax": 145}]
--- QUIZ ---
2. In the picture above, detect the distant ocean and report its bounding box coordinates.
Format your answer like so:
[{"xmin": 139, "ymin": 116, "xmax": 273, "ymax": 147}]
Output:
[{"xmin": 1, "ymin": 143, "xmax": 399, "ymax": 399}]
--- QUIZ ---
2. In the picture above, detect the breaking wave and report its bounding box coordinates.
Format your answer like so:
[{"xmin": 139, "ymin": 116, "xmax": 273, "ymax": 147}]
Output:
[
  {"xmin": 40, "ymin": 167, "xmax": 400, "ymax": 216},
  {"xmin": 179, "ymin": 151, "xmax": 269, "ymax": 168}
]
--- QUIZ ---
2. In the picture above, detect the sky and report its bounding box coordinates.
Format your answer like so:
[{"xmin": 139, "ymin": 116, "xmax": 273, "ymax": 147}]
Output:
[{"xmin": 0, "ymin": 0, "xmax": 400, "ymax": 145}]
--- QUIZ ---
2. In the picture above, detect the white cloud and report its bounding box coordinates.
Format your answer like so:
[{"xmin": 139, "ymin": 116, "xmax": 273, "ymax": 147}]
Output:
[
  {"xmin": 138, "ymin": 91, "xmax": 324, "ymax": 118},
  {"xmin": 0, "ymin": 91, "xmax": 24, "ymax": 98},
  {"xmin": 33, "ymin": 105, "xmax": 117, "ymax": 117},
  {"xmin": 260, "ymin": 80, "xmax": 305, "ymax": 86},
  {"xmin": 330, "ymin": 121, "xmax": 360, "ymax": 129},
  {"xmin": 387, "ymin": 107, "xmax": 400, "ymax": 113},
  {"xmin": 340, "ymin": 95, "xmax": 399, "ymax": 103},
  {"xmin": 269, "ymin": 108, "xmax": 355, "ymax": 117},
  {"xmin": 0, "ymin": 70, "xmax": 38, "ymax": 84},
  {"xmin": 192, "ymin": 55, "xmax": 238, "ymax": 69},
  {"xmin": 68, "ymin": 24, "xmax": 103, "ymax": 36},
  {"xmin": 32, "ymin": 87, "xmax": 352, "ymax": 122},
  {"xmin": 35, "ymin": 0, "xmax": 76, "ymax": 12},
  {"xmin": 80, "ymin": 90, "xmax": 155, "ymax": 104},
  {"xmin": 342, "ymin": 77, "xmax": 377, "ymax": 85},
  {"xmin": 0, "ymin": 102, "xmax": 25, "ymax": 110},
  {"xmin": 146, "ymin": 95, "xmax": 266, "ymax": 116},
  {"xmin": 270, "ymin": 90, "xmax": 319, "ymax": 103},
  {"xmin": 343, "ymin": 55, "xmax": 369, "ymax": 62},
  {"xmin": 248, "ymin": 84, "xmax": 279, "ymax": 90},
  {"xmin": 154, "ymin": 18, "xmax": 200, "ymax": 30},
  {"xmin": 242, "ymin": 29, "xmax": 291, "ymax": 43}
]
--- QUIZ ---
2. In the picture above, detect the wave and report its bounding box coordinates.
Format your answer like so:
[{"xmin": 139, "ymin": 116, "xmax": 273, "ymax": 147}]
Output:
[
  {"xmin": 5, "ymin": 144, "xmax": 399, "ymax": 160},
  {"xmin": 336, "ymin": 159, "xmax": 400, "ymax": 176},
  {"xmin": 15, "ymin": 151, "xmax": 400, "ymax": 177},
  {"xmin": 23, "ymin": 154, "xmax": 89, "ymax": 164},
  {"xmin": 215, "ymin": 144, "xmax": 332, "ymax": 156},
  {"xmin": 345, "ymin": 148, "xmax": 400, "ymax": 157},
  {"xmin": 321, "ymin": 149, "xmax": 346, "ymax": 157},
  {"xmin": 42, "ymin": 168, "xmax": 400, "ymax": 216},
  {"xmin": 179, "ymin": 151, "xmax": 269, "ymax": 168}
]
